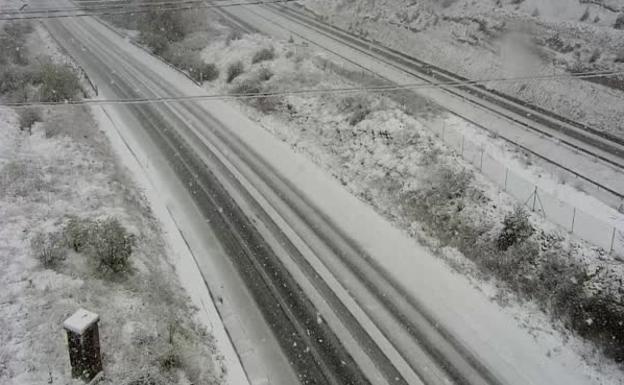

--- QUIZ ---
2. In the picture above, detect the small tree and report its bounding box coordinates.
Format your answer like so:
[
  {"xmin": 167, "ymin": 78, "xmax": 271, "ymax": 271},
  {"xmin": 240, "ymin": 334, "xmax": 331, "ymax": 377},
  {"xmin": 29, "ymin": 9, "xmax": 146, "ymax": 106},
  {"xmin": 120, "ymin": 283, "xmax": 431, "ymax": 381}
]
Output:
[
  {"xmin": 31, "ymin": 232, "xmax": 65, "ymax": 268},
  {"xmin": 226, "ymin": 61, "xmax": 244, "ymax": 83},
  {"xmin": 497, "ymin": 206, "xmax": 534, "ymax": 251},
  {"xmin": 89, "ymin": 218, "xmax": 136, "ymax": 273}
]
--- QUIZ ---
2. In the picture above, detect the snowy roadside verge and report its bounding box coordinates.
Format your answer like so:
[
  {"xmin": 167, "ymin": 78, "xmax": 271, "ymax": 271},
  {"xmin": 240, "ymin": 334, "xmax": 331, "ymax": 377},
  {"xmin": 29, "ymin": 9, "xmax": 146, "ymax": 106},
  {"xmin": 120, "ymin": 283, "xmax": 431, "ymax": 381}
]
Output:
[
  {"xmin": 0, "ymin": 20, "xmax": 238, "ymax": 385},
  {"xmin": 90, "ymin": 103, "xmax": 249, "ymax": 385}
]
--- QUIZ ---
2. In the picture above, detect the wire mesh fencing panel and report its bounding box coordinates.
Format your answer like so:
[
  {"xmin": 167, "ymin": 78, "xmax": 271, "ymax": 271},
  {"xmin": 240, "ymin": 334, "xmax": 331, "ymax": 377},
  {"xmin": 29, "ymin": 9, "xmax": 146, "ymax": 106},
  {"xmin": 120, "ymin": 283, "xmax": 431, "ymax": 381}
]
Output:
[
  {"xmin": 535, "ymin": 188, "xmax": 576, "ymax": 232},
  {"xmin": 462, "ymin": 138, "xmax": 485, "ymax": 172},
  {"xmin": 614, "ymin": 229, "xmax": 624, "ymax": 256},
  {"xmin": 425, "ymin": 117, "xmax": 623, "ymax": 256},
  {"xmin": 573, "ymin": 209, "xmax": 617, "ymax": 251},
  {"xmin": 481, "ymin": 153, "xmax": 507, "ymax": 190}
]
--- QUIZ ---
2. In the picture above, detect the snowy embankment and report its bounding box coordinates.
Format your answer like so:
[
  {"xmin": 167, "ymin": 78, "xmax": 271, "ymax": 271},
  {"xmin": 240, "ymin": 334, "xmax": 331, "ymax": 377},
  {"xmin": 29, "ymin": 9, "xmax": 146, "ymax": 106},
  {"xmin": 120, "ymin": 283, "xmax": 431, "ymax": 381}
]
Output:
[
  {"xmin": 0, "ymin": 24, "xmax": 229, "ymax": 385},
  {"xmin": 196, "ymin": 27, "xmax": 624, "ymax": 379},
  {"xmin": 301, "ymin": 0, "xmax": 624, "ymax": 140}
]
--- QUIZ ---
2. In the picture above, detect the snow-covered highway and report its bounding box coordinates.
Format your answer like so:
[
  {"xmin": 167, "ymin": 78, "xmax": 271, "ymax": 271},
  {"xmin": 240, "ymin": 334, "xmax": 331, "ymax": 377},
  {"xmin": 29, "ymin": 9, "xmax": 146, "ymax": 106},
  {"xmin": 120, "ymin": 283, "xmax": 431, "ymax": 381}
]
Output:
[{"xmin": 38, "ymin": 4, "xmax": 622, "ymax": 385}]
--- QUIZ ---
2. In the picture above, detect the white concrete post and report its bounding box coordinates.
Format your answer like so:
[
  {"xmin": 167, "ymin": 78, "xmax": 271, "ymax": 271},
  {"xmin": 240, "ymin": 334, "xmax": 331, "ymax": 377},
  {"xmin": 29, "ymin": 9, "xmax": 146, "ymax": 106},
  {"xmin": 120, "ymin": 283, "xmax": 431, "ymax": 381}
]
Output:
[{"xmin": 63, "ymin": 309, "xmax": 103, "ymax": 383}]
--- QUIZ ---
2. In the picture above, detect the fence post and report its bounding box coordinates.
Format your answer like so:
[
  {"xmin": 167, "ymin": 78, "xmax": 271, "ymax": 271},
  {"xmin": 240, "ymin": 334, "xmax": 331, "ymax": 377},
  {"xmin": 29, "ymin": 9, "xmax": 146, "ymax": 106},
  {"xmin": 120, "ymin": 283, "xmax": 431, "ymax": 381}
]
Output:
[
  {"xmin": 531, "ymin": 186, "xmax": 538, "ymax": 212},
  {"xmin": 503, "ymin": 168, "xmax": 509, "ymax": 192},
  {"xmin": 610, "ymin": 227, "xmax": 616, "ymax": 254},
  {"xmin": 479, "ymin": 149, "xmax": 484, "ymax": 171},
  {"xmin": 570, "ymin": 207, "xmax": 576, "ymax": 233},
  {"xmin": 461, "ymin": 135, "xmax": 465, "ymax": 157}
]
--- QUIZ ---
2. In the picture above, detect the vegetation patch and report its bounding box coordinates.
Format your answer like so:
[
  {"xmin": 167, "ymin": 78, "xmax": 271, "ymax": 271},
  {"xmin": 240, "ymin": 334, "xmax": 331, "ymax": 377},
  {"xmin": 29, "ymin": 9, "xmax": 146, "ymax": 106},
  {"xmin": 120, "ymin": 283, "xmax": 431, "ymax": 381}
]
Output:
[
  {"xmin": 226, "ymin": 61, "xmax": 245, "ymax": 83},
  {"xmin": 18, "ymin": 107, "xmax": 42, "ymax": 133},
  {"xmin": 251, "ymin": 47, "xmax": 276, "ymax": 64}
]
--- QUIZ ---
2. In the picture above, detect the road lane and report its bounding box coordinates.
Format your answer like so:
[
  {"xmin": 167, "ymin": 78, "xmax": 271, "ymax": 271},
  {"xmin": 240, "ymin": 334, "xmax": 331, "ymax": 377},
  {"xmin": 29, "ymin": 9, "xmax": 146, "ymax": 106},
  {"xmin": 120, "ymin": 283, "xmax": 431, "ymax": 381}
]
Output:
[{"xmin": 40, "ymin": 7, "xmax": 611, "ymax": 385}]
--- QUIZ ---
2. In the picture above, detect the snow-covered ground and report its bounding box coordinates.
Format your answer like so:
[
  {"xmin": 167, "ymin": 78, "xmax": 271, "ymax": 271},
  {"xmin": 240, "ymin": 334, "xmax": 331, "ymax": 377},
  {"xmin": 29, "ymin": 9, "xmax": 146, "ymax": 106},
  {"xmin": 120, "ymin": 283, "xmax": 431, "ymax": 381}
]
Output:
[
  {"xmin": 301, "ymin": 0, "xmax": 624, "ymax": 139},
  {"xmin": 0, "ymin": 23, "xmax": 235, "ymax": 385},
  {"xmin": 196, "ymin": 28, "xmax": 624, "ymax": 380}
]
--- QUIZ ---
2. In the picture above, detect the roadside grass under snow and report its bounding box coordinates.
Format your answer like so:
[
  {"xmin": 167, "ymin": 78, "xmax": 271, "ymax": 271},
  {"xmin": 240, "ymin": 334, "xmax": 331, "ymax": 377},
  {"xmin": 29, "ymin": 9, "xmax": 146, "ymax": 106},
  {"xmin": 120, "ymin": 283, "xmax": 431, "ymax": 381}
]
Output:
[
  {"xmin": 198, "ymin": 30, "xmax": 624, "ymax": 373},
  {"xmin": 0, "ymin": 104, "xmax": 224, "ymax": 385},
  {"xmin": 0, "ymin": 23, "xmax": 224, "ymax": 385}
]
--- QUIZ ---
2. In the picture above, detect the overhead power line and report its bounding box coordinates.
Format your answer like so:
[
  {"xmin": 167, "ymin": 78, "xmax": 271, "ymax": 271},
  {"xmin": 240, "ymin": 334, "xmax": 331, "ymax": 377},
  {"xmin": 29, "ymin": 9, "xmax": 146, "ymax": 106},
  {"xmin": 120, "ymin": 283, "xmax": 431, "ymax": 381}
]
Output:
[
  {"xmin": 2, "ymin": 69, "xmax": 623, "ymax": 108},
  {"xmin": 0, "ymin": 0, "xmax": 298, "ymax": 20}
]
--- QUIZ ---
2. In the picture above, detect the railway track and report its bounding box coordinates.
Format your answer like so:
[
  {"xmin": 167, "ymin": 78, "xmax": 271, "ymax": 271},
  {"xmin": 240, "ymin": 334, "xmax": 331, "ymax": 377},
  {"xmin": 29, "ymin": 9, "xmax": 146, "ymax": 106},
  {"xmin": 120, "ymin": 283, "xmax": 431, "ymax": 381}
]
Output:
[{"xmin": 228, "ymin": 1, "xmax": 624, "ymax": 200}]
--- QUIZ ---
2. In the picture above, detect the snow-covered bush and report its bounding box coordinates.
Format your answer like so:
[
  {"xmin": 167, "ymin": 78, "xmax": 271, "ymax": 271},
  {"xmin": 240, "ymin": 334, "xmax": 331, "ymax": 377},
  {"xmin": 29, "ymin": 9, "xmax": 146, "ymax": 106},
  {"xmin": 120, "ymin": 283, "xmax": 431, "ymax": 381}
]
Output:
[
  {"xmin": 31, "ymin": 232, "xmax": 65, "ymax": 268},
  {"xmin": 230, "ymin": 79, "xmax": 279, "ymax": 113},
  {"xmin": 225, "ymin": 30, "xmax": 242, "ymax": 46},
  {"xmin": 63, "ymin": 216, "xmax": 94, "ymax": 252},
  {"xmin": 251, "ymin": 47, "xmax": 276, "ymax": 64},
  {"xmin": 37, "ymin": 62, "xmax": 81, "ymax": 102},
  {"xmin": 88, "ymin": 218, "xmax": 136, "ymax": 273},
  {"xmin": 338, "ymin": 95, "xmax": 373, "ymax": 126},
  {"xmin": 18, "ymin": 107, "xmax": 42, "ymax": 133},
  {"xmin": 0, "ymin": 21, "xmax": 32, "ymax": 66},
  {"xmin": 230, "ymin": 79, "xmax": 261, "ymax": 95},
  {"xmin": 0, "ymin": 66, "xmax": 32, "ymax": 95},
  {"xmin": 257, "ymin": 67, "xmax": 274, "ymax": 81},
  {"xmin": 614, "ymin": 13, "xmax": 624, "ymax": 30},
  {"xmin": 496, "ymin": 206, "xmax": 534, "ymax": 251},
  {"xmin": 226, "ymin": 61, "xmax": 244, "ymax": 83},
  {"xmin": 142, "ymin": 32, "xmax": 170, "ymax": 55},
  {"xmin": 187, "ymin": 60, "xmax": 219, "ymax": 83}
]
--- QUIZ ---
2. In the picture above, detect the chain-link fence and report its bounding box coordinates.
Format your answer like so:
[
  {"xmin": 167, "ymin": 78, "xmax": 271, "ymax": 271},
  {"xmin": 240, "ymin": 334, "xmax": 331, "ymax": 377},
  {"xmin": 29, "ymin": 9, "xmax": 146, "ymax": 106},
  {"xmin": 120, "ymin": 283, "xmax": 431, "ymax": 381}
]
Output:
[{"xmin": 425, "ymin": 117, "xmax": 624, "ymax": 256}]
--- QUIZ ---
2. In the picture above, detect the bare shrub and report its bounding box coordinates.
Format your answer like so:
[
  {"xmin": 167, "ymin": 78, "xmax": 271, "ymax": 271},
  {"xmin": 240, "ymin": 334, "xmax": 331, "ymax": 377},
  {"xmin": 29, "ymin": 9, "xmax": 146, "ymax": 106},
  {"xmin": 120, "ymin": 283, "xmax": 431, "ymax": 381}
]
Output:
[
  {"xmin": 226, "ymin": 61, "xmax": 244, "ymax": 83},
  {"xmin": 18, "ymin": 107, "xmax": 42, "ymax": 133},
  {"xmin": 158, "ymin": 348, "xmax": 181, "ymax": 372},
  {"xmin": 230, "ymin": 79, "xmax": 279, "ymax": 113},
  {"xmin": 230, "ymin": 79, "xmax": 261, "ymax": 95},
  {"xmin": 225, "ymin": 30, "xmax": 242, "ymax": 45},
  {"xmin": 254, "ymin": 95, "xmax": 280, "ymax": 114},
  {"xmin": 187, "ymin": 60, "xmax": 219, "ymax": 83},
  {"xmin": 338, "ymin": 95, "xmax": 372, "ymax": 126},
  {"xmin": 37, "ymin": 62, "xmax": 81, "ymax": 102},
  {"xmin": 257, "ymin": 67, "xmax": 274, "ymax": 81},
  {"xmin": 588, "ymin": 48, "xmax": 601, "ymax": 63},
  {"xmin": 139, "ymin": 8, "xmax": 185, "ymax": 44},
  {"xmin": 63, "ymin": 216, "xmax": 95, "ymax": 252},
  {"xmin": 569, "ymin": 295, "xmax": 624, "ymax": 360},
  {"xmin": 580, "ymin": 7, "xmax": 590, "ymax": 22},
  {"xmin": 88, "ymin": 218, "xmax": 136, "ymax": 273},
  {"xmin": 0, "ymin": 21, "xmax": 32, "ymax": 66},
  {"xmin": 614, "ymin": 13, "xmax": 624, "ymax": 30},
  {"xmin": 0, "ymin": 66, "xmax": 33, "ymax": 95},
  {"xmin": 142, "ymin": 32, "xmax": 170, "ymax": 55},
  {"xmin": 481, "ymin": 239, "xmax": 538, "ymax": 294},
  {"xmin": 31, "ymin": 232, "xmax": 65, "ymax": 268},
  {"xmin": 497, "ymin": 206, "xmax": 534, "ymax": 251},
  {"xmin": 251, "ymin": 47, "xmax": 276, "ymax": 64}
]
